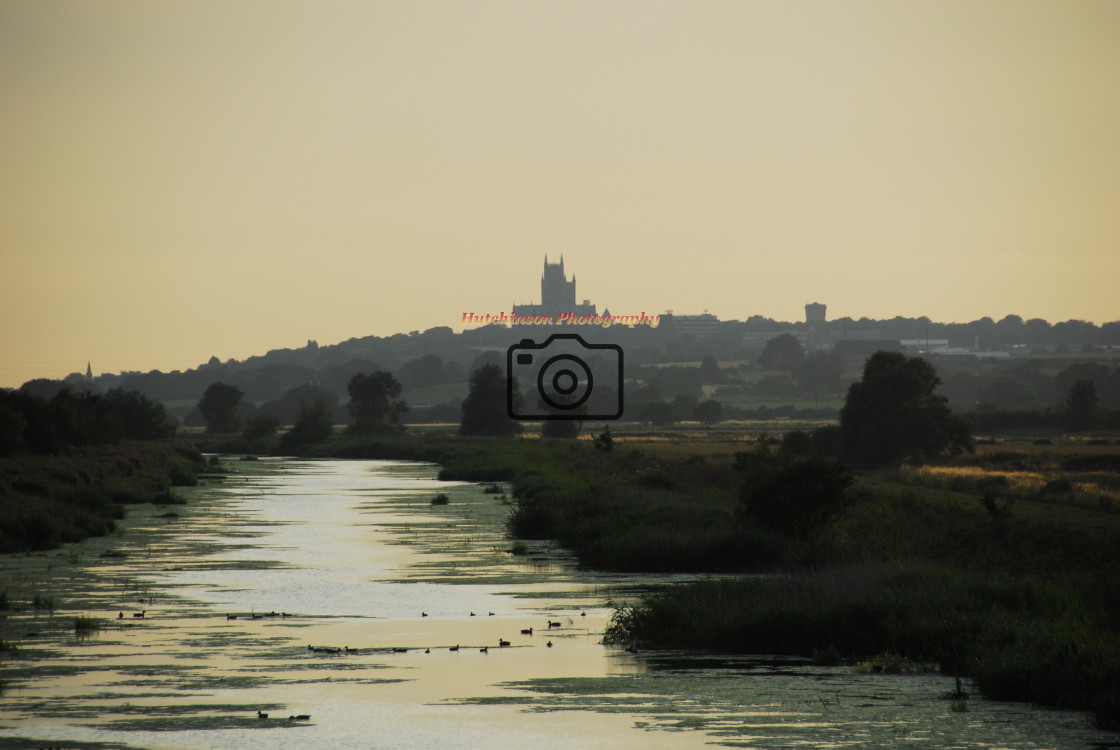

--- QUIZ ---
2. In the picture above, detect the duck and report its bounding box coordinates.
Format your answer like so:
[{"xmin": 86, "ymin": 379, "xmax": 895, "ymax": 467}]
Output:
[
  {"xmin": 498, "ymin": 639, "xmax": 511, "ymax": 647},
  {"xmin": 520, "ymin": 627, "xmax": 533, "ymax": 635},
  {"xmin": 480, "ymin": 646, "xmax": 489, "ymax": 653},
  {"xmin": 133, "ymin": 611, "xmax": 146, "ymax": 619},
  {"xmin": 257, "ymin": 711, "xmax": 269, "ymax": 719},
  {"xmin": 547, "ymin": 620, "xmax": 561, "ymax": 628},
  {"xmin": 289, "ymin": 714, "xmax": 311, "ymax": 721},
  {"xmin": 547, "ymin": 641, "xmax": 553, "ymax": 648},
  {"xmin": 449, "ymin": 645, "xmax": 460, "ymax": 652}
]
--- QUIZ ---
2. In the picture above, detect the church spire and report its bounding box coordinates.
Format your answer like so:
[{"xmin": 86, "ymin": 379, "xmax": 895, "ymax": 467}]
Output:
[{"xmin": 85, "ymin": 361, "xmax": 93, "ymax": 380}]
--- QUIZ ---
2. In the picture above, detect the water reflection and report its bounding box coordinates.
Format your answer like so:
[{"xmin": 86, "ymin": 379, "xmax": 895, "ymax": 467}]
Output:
[{"xmin": 0, "ymin": 457, "xmax": 1115, "ymax": 749}]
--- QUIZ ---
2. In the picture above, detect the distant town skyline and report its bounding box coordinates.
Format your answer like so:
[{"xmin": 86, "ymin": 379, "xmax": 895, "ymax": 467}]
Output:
[{"xmin": 2, "ymin": 1, "xmax": 1117, "ymax": 388}]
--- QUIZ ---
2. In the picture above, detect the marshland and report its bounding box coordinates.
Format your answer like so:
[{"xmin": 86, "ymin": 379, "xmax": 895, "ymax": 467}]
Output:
[{"xmin": 2, "ymin": 429, "xmax": 1119, "ymax": 748}]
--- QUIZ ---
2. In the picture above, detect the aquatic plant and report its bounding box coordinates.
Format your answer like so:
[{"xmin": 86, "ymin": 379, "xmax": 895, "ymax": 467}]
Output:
[{"xmin": 73, "ymin": 616, "xmax": 101, "ymax": 634}]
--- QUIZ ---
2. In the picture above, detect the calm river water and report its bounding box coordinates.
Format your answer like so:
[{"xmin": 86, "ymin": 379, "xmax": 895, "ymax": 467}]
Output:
[{"xmin": 1, "ymin": 458, "xmax": 1117, "ymax": 749}]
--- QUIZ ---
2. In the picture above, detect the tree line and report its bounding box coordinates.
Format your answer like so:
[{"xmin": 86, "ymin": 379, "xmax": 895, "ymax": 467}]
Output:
[{"xmin": 0, "ymin": 388, "xmax": 174, "ymax": 456}]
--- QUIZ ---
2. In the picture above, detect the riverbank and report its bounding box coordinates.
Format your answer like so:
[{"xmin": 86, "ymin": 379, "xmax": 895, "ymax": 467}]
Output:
[
  {"xmin": 189, "ymin": 429, "xmax": 1120, "ymax": 730},
  {"xmin": 0, "ymin": 441, "xmax": 208, "ymax": 554}
]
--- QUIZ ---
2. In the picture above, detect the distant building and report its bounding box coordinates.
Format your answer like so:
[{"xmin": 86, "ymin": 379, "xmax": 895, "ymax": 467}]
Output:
[
  {"xmin": 805, "ymin": 302, "xmax": 827, "ymax": 327},
  {"xmin": 664, "ymin": 313, "xmax": 719, "ymax": 338},
  {"xmin": 512, "ymin": 256, "xmax": 597, "ymax": 321}
]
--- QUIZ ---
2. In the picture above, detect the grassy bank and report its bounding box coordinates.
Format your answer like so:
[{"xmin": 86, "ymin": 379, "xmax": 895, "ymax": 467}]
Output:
[
  {"xmin": 191, "ymin": 428, "xmax": 1120, "ymax": 727},
  {"xmin": 0, "ymin": 441, "xmax": 207, "ymax": 553},
  {"xmin": 602, "ymin": 563, "xmax": 1120, "ymax": 725}
]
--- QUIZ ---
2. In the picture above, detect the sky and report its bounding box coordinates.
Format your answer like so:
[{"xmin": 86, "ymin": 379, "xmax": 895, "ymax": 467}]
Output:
[{"xmin": 2, "ymin": 0, "xmax": 1118, "ymax": 387}]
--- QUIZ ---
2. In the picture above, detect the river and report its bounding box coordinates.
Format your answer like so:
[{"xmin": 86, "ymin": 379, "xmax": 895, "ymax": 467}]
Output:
[{"xmin": 1, "ymin": 457, "xmax": 1116, "ymax": 749}]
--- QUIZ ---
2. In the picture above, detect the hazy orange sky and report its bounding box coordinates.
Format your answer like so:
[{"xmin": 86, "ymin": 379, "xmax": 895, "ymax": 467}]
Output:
[{"xmin": 2, "ymin": 1, "xmax": 1117, "ymax": 387}]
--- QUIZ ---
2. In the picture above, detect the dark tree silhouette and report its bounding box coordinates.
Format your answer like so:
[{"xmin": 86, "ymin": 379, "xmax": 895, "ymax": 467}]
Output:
[
  {"xmin": 694, "ymin": 399, "xmax": 724, "ymax": 426},
  {"xmin": 278, "ymin": 399, "xmax": 334, "ymax": 451},
  {"xmin": 1066, "ymin": 379, "xmax": 1099, "ymax": 430},
  {"xmin": 198, "ymin": 382, "xmax": 244, "ymax": 433},
  {"xmin": 734, "ymin": 437, "xmax": 854, "ymax": 540},
  {"xmin": 460, "ymin": 364, "xmax": 522, "ymax": 436},
  {"xmin": 640, "ymin": 401, "xmax": 674, "ymax": 426},
  {"xmin": 796, "ymin": 350, "xmax": 846, "ymax": 405},
  {"xmin": 699, "ymin": 355, "xmax": 725, "ymax": 384},
  {"xmin": 838, "ymin": 351, "xmax": 973, "ymax": 465},
  {"xmin": 758, "ymin": 334, "xmax": 804, "ymax": 371},
  {"xmin": 347, "ymin": 372, "xmax": 407, "ymax": 434}
]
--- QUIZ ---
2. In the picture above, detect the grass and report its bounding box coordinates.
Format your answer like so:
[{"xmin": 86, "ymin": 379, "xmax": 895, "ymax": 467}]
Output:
[
  {"xmin": 73, "ymin": 616, "xmax": 102, "ymax": 634},
  {"xmin": 184, "ymin": 425, "xmax": 1120, "ymax": 727},
  {"xmin": 0, "ymin": 441, "xmax": 205, "ymax": 553}
]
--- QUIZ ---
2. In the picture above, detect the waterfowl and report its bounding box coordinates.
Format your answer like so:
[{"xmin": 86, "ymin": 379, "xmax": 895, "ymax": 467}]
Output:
[
  {"xmin": 520, "ymin": 627, "xmax": 533, "ymax": 635},
  {"xmin": 257, "ymin": 711, "xmax": 269, "ymax": 719},
  {"xmin": 393, "ymin": 647, "xmax": 409, "ymax": 653},
  {"xmin": 226, "ymin": 614, "xmax": 238, "ymax": 620},
  {"xmin": 133, "ymin": 611, "xmax": 146, "ymax": 619},
  {"xmin": 422, "ymin": 612, "xmax": 428, "ymax": 617},
  {"xmin": 425, "ymin": 648, "xmax": 431, "ymax": 654},
  {"xmin": 498, "ymin": 639, "xmax": 510, "ymax": 647},
  {"xmin": 547, "ymin": 620, "xmax": 561, "ymax": 628},
  {"xmin": 449, "ymin": 645, "xmax": 460, "ymax": 652},
  {"xmin": 470, "ymin": 612, "xmax": 476, "ymax": 617},
  {"xmin": 289, "ymin": 714, "xmax": 311, "ymax": 721},
  {"xmin": 117, "ymin": 612, "xmax": 124, "ymax": 619},
  {"xmin": 547, "ymin": 641, "xmax": 553, "ymax": 648},
  {"xmin": 480, "ymin": 646, "xmax": 489, "ymax": 653}
]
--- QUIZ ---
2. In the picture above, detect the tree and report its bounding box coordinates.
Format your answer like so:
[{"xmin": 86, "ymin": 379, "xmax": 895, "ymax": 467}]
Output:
[
  {"xmin": 758, "ymin": 334, "xmax": 803, "ymax": 371},
  {"xmin": 593, "ymin": 425, "xmax": 614, "ymax": 455},
  {"xmin": 259, "ymin": 384, "xmax": 339, "ymax": 426},
  {"xmin": 978, "ymin": 376, "xmax": 1037, "ymax": 411},
  {"xmin": 278, "ymin": 399, "xmax": 334, "ymax": 452},
  {"xmin": 347, "ymin": 372, "xmax": 407, "ymax": 434},
  {"xmin": 795, "ymin": 350, "xmax": 846, "ymax": 404},
  {"xmin": 640, "ymin": 401, "xmax": 674, "ymax": 426},
  {"xmin": 460, "ymin": 364, "xmax": 522, "ymax": 436},
  {"xmin": 838, "ymin": 351, "xmax": 973, "ymax": 465},
  {"xmin": 242, "ymin": 415, "xmax": 280, "ymax": 441},
  {"xmin": 542, "ymin": 417, "xmax": 581, "ymax": 439},
  {"xmin": 198, "ymin": 382, "xmax": 244, "ymax": 433},
  {"xmin": 1066, "ymin": 379, "xmax": 1099, "ymax": 431},
  {"xmin": 699, "ymin": 355, "xmax": 725, "ymax": 384},
  {"xmin": 694, "ymin": 399, "xmax": 724, "ymax": 426},
  {"xmin": 101, "ymin": 388, "xmax": 175, "ymax": 440},
  {"xmin": 734, "ymin": 437, "xmax": 855, "ymax": 540}
]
